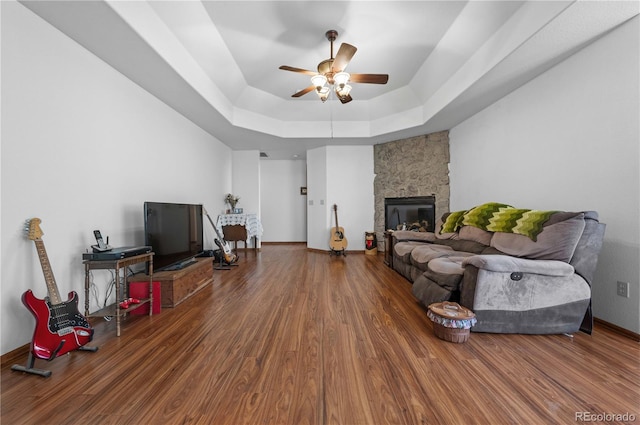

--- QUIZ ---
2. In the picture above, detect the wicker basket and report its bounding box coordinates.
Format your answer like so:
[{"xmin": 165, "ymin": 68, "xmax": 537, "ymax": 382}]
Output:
[
  {"xmin": 427, "ymin": 302, "xmax": 477, "ymax": 344},
  {"xmin": 432, "ymin": 322, "xmax": 471, "ymax": 343}
]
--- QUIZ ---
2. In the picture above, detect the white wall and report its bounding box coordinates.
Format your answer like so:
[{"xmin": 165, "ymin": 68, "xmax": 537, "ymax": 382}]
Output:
[
  {"xmin": 231, "ymin": 151, "xmax": 260, "ymax": 216},
  {"xmin": 449, "ymin": 17, "xmax": 639, "ymax": 333},
  {"xmin": 0, "ymin": 2, "xmax": 233, "ymax": 355},
  {"xmin": 306, "ymin": 147, "xmax": 328, "ymax": 250},
  {"xmin": 326, "ymin": 146, "xmax": 375, "ymax": 251},
  {"xmin": 230, "ymin": 151, "xmax": 261, "ymax": 246},
  {"xmin": 260, "ymin": 160, "xmax": 307, "ymax": 242},
  {"xmin": 307, "ymin": 146, "xmax": 375, "ymax": 251}
]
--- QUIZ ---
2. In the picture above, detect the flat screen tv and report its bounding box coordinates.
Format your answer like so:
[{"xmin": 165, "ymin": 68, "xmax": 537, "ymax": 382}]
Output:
[{"xmin": 144, "ymin": 201, "xmax": 204, "ymax": 271}]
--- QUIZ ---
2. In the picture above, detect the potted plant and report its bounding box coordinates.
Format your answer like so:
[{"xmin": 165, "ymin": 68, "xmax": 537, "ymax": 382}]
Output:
[{"xmin": 225, "ymin": 193, "xmax": 240, "ymax": 212}]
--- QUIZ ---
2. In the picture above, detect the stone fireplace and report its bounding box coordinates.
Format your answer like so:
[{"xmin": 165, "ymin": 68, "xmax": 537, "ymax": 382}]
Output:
[{"xmin": 374, "ymin": 130, "xmax": 450, "ymax": 250}]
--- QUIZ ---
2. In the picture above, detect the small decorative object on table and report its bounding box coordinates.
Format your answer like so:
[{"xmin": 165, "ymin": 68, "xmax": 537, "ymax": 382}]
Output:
[
  {"xmin": 364, "ymin": 231, "xmax": 377, "ymax": 256},
  {"xmin": 427, "ymin": 301, "xmax": 477, "ymax": 343},
  {"xmin": 225, "ymin": 193, "xmax": 240, "ymax": 210}
]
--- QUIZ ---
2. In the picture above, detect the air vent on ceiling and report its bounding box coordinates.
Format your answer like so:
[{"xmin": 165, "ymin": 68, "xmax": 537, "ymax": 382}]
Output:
[{"xmin": 260, "ymin": 152, "xmax": 269, "ymax": 158}]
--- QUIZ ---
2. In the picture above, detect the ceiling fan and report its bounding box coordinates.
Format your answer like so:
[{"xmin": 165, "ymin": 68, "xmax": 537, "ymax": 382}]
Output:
[{"xmin": 279, "ymin": 30, "xmax": 389, "ymax": 104}]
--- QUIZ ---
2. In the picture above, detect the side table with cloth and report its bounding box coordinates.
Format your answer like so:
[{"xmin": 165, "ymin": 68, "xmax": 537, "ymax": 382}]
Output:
[{"xmin": 215, "ymin": 214, "xmax": 263, "ymax": 251}]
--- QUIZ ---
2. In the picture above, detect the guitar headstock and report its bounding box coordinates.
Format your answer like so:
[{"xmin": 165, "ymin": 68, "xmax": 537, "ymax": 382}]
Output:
[{"xmin": 25, "ymin": 218, "xmax": 43, "ymax": 241}]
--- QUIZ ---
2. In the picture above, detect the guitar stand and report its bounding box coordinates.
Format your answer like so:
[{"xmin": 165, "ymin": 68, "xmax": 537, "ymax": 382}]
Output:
[
  {"xmin": 329, "ymin": 248, "xmax": 346, "ymax": 257},
  {"xmin": 214, "ymin": 255, "xmax": 239, "ymax": 271},
  {"xmin": 11, "ymin": 344, "xmax": 98, "ymax": 378}
]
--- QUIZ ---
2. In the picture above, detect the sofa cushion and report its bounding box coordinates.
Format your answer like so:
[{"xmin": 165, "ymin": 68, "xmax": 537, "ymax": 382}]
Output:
[
  {"xmin": 409, "ymin": 244, "xmax": 454, "ymax": 271},
  {"xmin": 429, "ymin": 256, "xmax": 467, "ymax": 275},
  {"xmin": 490, "ymin": 213, "xmax": 586, "ymax": 262},
  {"xmin": 393, "ymin": 241, "xmax": 425, "ymax": 263},
  {"xmin": 409, "ymin": 245, "xmax": 475, "ymax": 270},
  {"xmin": 434, "ymin": 238, "xmax": 489, "ymax": 254},
  {"xmin": 462, "ymin": 255, "xmax": 575, "ymax": 276},
  {"xmin": 425, "ymin": 257, "xmax": 467, "ymax": 291},
  {"xmin": 412, "ymin": 274, "xmax": 454, "ymax": 306},
  {"xmin": 393, "ymin": 230, "xmax": 436, "ymax": 243},
  {"xmin": 459, "ymin": 225, "xmax": 493, "ymax": 246},
  {"xmin": 545, "ymin": 211, "xmax": 585, "ymax": 226}
]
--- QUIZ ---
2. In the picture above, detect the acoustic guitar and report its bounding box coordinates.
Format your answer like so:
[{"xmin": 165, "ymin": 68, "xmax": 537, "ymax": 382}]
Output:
[
  {"xmin": 21, "ymin": 218, "xmax": 94, "ymax": 361},
  {"xmin": 329, "ymin": 204, "xmax": 348, "ymax": 253}
]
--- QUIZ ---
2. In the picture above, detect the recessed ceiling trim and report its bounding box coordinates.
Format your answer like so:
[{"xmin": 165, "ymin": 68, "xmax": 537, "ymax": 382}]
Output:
[
  {"xmin": 108, "ymin": 0, "xmax": 236, "ymax": 119},
  {"xmin": 18, "ymin": 0, "xmax": 639, "ymax": 160}
]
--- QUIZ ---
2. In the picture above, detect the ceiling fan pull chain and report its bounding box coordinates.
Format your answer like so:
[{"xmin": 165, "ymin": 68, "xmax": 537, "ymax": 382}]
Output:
[{"xmin": 330, "ymin": 101, "xmax": 334, "ymax": 138}]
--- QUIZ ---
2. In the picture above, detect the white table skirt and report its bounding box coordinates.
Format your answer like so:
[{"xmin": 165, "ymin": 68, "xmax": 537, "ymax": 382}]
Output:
[{"xmin": 216, "ymin": 214, "xmax": 263, "ymax": 242}]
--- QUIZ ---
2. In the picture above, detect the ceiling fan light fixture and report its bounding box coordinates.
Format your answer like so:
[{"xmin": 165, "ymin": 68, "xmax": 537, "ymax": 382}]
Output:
[
  {"xmin": 311, "ymin": 74, "xmax": 327, "ymax": 90},
  {"xmin": 336, "ymin": 84, "xmax": 352, "ymax": 98},
  {"xmin": 334, "ymin": 72, "xmax": 350, "ymax": 87},
  {"xmin": 317, "ymin": 86, "xmax": 330, "ymax": 102},
  {"xmin": 280, "ymin": 30, "xmax": 388, "ymax": 104}
]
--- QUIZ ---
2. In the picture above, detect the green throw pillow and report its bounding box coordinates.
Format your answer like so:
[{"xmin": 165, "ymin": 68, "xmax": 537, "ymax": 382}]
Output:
[{"xmin": 440, "ymin": 210, "xmax": 466, "ymax": 233}]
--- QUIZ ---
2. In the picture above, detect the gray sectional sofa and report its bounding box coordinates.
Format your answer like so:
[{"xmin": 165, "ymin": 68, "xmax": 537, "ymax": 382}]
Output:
[{"xmin": 391, "ymin": 203, "xmax": 606, "ymax": 334}]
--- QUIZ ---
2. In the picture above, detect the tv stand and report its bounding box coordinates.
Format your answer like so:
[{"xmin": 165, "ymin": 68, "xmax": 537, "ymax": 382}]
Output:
[
  {"xmin": 161, "ymin": 258, "xmax": 198, "ymax": 271},
  {"xmin": 130, "ymin": 258, "xmax": 213, "ymax": 308}
]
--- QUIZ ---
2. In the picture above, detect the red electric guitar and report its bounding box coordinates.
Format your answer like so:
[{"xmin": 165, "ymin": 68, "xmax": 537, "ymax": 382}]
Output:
[{"xmin": 18, "ymin": 219, "xmax": 94, "ymax": 365}]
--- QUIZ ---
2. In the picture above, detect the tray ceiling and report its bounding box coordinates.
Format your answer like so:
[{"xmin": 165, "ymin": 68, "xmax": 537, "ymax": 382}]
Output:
[{"xmin": 19, "ymin": 1, "xmax": 639, "ymax": 159}]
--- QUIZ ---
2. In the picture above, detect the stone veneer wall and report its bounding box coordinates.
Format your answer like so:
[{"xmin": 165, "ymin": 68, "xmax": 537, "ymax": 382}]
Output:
[{"xmin": 374, "ymin": 130, "xmax": 450, "ymax": 250}]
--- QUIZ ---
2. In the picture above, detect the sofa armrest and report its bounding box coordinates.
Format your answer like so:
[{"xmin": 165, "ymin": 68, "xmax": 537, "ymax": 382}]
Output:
[
  {"xmin": 392, "ymin": 231, "xmax": 436, "ymax": 243},
  {"xmin": 462, "ymin": 255, "xmax": 574, "ymax": 277}
]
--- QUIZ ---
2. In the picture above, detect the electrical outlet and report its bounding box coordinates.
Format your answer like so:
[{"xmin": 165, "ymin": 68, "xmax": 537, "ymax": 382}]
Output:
[{"xmin": 616, "ymin": 281, "xmax": 630, "ymax": 298}]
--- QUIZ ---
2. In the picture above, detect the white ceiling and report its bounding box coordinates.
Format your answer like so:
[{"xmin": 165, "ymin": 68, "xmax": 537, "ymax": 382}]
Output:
[{"xmin": 20, "ymin": 1, "xmax": 639, "ymax": 159}]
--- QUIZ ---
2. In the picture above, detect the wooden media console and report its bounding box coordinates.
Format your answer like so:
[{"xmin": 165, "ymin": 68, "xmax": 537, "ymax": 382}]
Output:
[{"xmin": 130, "ymin": 257, "xmax": 213, "ymax": 308}]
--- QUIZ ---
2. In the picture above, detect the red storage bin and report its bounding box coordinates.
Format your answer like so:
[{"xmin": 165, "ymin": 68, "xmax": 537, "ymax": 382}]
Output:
[{"xmin": 128, "ymin": 281, "xmax": 161, "ymax": 315}]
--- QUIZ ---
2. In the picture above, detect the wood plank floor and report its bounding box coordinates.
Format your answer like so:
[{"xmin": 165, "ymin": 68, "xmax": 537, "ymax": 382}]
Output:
[{"xmin": 2, "ymin": 244, "xmax": 639, "ymax": 424}]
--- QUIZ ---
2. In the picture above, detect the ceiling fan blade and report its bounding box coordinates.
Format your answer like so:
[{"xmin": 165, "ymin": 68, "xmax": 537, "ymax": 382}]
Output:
[
  {"xmin": 279, "ymin": 65, "xmax": 317, "ymax": 76},
  {"xmin": 349, "ymin": 73, "xmax": 389, "ymax": 84},
  {"xmin": 292, "ymin": 86, "xmax": 316, "ymax": 98},
  {"xmin": 338, "ymin": 94, "xmax": 353, "ymax": 104},
  {"xmin": 332, "ymin": 43, "xmax": 357, "ymax": 72}
]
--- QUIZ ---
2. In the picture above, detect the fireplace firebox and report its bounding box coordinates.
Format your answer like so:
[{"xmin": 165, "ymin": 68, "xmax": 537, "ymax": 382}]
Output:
[{"xmin": 385, "ymin": 196, "xmax": 436, "ymax": 232}]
